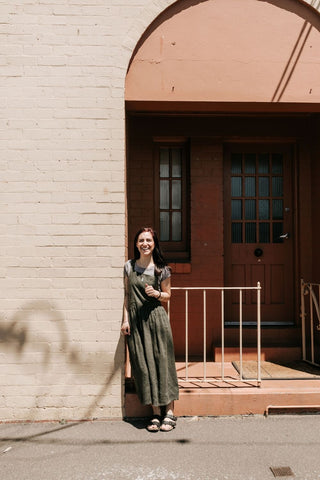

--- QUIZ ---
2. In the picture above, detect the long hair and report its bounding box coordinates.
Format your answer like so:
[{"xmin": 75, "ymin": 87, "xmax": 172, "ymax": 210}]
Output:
[{"xmin": 133, "ymin": 227, "xmax": 169, "ymax": 275}]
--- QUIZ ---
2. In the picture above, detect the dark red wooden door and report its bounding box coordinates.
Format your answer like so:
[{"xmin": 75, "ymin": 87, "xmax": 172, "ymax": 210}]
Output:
[{"xmin": 224, "ymin": 144, "xmax": 295, "ymax": 325}]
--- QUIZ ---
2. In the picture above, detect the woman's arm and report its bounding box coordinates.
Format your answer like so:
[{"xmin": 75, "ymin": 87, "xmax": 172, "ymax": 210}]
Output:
[
  {"xmin": 158, "ymin": 276, "xmax": 171, "ymax": 303},
  {"xmin": 121, "ymin": 274, "xmax": 130, "ymax": 336},
  {"xmin": 145, "ymin": 276, "xmax": 171, "ymax": 302}
]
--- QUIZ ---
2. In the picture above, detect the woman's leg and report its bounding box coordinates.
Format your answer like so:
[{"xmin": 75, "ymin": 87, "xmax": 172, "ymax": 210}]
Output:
[{"xmin": 165, "ymin": 401, "xmax": 174, "ymax": 417}]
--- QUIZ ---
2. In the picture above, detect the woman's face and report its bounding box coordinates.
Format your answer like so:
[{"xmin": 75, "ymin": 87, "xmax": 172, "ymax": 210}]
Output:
[{"xmin": 136, "ymin": 231, "xmax": 155, "ymax": 257}]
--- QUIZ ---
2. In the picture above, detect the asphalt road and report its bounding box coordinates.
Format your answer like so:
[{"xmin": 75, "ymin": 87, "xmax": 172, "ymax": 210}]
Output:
[{"xmin": 1, "ymin": 414, "xmax": 320, "ymax": 480}]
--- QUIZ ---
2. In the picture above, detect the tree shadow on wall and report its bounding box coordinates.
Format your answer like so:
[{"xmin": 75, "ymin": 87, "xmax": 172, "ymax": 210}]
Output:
[
  {"xmin": 0, "ymin": 301, "xmax": 125, "ymax": 422},
  {"xmin": 0, "ymin": 320, "xmax": 27, "ymax": 355}
]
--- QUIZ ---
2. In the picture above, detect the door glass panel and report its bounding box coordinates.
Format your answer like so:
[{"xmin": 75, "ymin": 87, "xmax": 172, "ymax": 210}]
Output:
[
  {"xmin": 244, "ymin": 154, "xmax": 256, "ymax": 174},
  {"xmin": 172, "ymin": 180, "xmax": 181, "ymax": 209},
  {"xmin": 230, "ymin": 149, "xmax": 285, "ymax": 245},
  {"xmin": 258, "ymin": 154, "xmax": 269, "ymax": 173},
  {"xmin": 272, "ymin": 154, "xmax": 283, "ymax": 174},
  {"xmin": 245, "ymin": 223, "xmax": 256, "ymax": 243},
  {"xmin": 160, "ymin": 149, "xmax": 170, "ymax": 177},
  {"xmin": 172, "ymin": 149, "xmax": 182, "ymax": 177},
  {"xmin": 273, "ymin": 222, "xmax": 283, "ymax": 243},
  {"xmin": 160, "ymin": 212, "xmax": 170, "ymax": 241},
  {"xmin": 160, "ymin": 180, "xmax": 169, "ymax": 209},
  {"xmin": 259, "ymin": 177, "xmax": 269, "ymax": 197},
  {"xmin": 232, "ymin": 223, "xmax": 242, "ymax": 243},
  {"xmin": 172, "ymin": 212, "xmax": 182, "ymax": 241},
  {"xmin": 232, "ymin": 200, "xmax": 242, "ymax": 220},
  {"xmin": 245, "ymin": 200, "xmax": 256, "ymax": 220},
  {"xmin": 245, "ymin": 177, "xmax": 255, "ymax": 197},
  {"xmin": 259, "ymin": 199, "xmax": 269, "ymax": 220},
  {"xmin": 259, "ymin": 223, "xmax": 270, "ymax": 243},
  {"xmin": 231, "ymin": 177, "xmax": 242, "ymax": 196},
  {"xmin": 272, "ymin": 199, "xmax": 283, "ymax": 220},
  {"xmin": 231, "ymin": 154, "xmax": 242, "ymax": 174},
  {"xmin": 272, "ymin": 177, "xmax": 283, "ymax": 197}
]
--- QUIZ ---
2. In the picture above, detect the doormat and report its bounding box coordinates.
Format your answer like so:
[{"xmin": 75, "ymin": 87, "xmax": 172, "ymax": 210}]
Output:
[{"xmin": 232, "ymin": 360, "xmax": 320, "ymax": 380}]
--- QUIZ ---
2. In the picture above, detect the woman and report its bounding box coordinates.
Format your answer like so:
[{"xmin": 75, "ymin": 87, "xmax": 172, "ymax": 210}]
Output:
[{"xmin": 121, "ymin": 227, "xmax": 179, "ymax": 432}]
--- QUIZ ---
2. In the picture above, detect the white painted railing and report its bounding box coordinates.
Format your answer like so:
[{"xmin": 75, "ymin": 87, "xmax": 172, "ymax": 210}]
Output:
[
  {"xmin": 301, "ymin": 279, "xmax": 320, "ymax": 367},
  {"xmin": 168, "ymin": 283, "xmax": 262, "ymax": 386}
]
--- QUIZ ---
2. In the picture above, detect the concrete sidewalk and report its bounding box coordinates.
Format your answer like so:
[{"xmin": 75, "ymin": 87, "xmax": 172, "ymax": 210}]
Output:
[{"xmin": 1, "ymin": 415, "xmax": 320, "ymax": 480}]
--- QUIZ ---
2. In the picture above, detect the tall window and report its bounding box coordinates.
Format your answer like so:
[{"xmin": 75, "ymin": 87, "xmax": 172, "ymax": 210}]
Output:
[{"xmin": 155, "ymin": 143, "xmax": 189, "ymax": 261}]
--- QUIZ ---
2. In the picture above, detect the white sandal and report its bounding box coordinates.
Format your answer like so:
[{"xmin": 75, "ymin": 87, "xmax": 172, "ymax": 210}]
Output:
[{"xmin": 160, "ymin": 414, "xmax": 177, "ymax": 432}]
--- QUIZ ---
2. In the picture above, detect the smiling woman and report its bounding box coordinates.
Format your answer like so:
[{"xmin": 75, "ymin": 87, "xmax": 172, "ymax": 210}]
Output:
[{"xmin": 121, "ymin": 227, "xmax": 179, "ymax": 432}]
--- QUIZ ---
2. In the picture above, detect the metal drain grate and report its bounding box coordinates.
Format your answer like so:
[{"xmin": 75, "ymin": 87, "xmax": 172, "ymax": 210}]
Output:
[{"xmin": 270, "ymin": 466, "xmax": 294, "ymax": 477}]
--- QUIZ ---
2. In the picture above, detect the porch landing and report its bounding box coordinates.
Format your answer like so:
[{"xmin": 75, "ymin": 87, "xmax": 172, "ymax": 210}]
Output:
[{"xmin": 125, "ymin": 361, "xmax": 320, "ymax": 418}]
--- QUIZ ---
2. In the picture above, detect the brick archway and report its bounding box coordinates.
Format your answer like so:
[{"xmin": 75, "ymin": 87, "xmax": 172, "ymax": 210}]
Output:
[
  {"xmin": 125, "ymin": 0, "xmax": 320, "ymax": 103},
  {"xmin": 124, "ymin": 0, "xmax": 320, "ymax": 77}
]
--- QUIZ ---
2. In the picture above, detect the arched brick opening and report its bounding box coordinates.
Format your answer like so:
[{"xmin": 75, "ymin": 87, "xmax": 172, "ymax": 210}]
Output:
[
  {"xmin": 124, "ymin": 0, "xmax": 320, "ymax": 360},
  {"xmin": 126, "ymin": 0, "xmax": 320, "ymax": 103}
]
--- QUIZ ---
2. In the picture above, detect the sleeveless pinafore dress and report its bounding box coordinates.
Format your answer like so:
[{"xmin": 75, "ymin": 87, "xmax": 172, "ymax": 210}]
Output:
[{"xmin": 126, "ymin": 260, "xmax": 179, "ymax": 407}]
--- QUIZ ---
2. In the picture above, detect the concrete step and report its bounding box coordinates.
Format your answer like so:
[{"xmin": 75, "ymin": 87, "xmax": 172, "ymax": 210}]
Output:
[
  {"xmin": 213, "ymin": 346, "xmax": 301, "ymax": 362},
  {"xmin": 124, "ymin": 361, "xmax": 320, "ymax": 418}
]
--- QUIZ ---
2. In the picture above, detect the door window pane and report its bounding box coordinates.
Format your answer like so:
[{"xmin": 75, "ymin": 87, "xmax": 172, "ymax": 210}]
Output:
[
  {"xmin": 231, "ymin": 154, "xmax": 242, "ymax": 174},
  {"xmin": 232, "ymin": 200, "xmax": 242, "ymax": 220},
  {"xmin": 231, "ymin": 177, "xmax": 242, "ymax": 196},
  {"xmin": 172, "ymin": 180, "xmax": 181, "ymax": 209},
  {"xmin": 172, "ymin": 149, "xmax": 182, "ymax": 177},
  {"xmin": 245, "ymin": 177, "xmax": 255, "ymax": 197},
  {"xmin": 259, "ymin": 223, "xmax": 270, "ymax": 243},
  {"xmin": 272, "ymin": 199, "xmax": 283, "ymax": 220},
  {"xmin": 160, "ymin": 149, "xmax": 169, "ymax": 177},
  {"xmin": 272, "ymin": 177, "xmax": 283, "ymax": 197},
  {"xmin": 160, "ymin": 180, "xmax": 169, "ymax": 209},
  {"xmin": 172, "ymin": 212, "xmax": 182, "ymax": 241},
  {"xmin": 232, "ymin": 223, "xmax": 242, "ymax": 243},
  {"xmin": 273, "ymin": 222, "xmax": 283, "ymax": 243},
  {"xmin": 258, "ymin": 154, "xmax": 269, "ymax": 173},
  {"xmin": 259, "ymin": 199, "xmax": 269, "ymax": 220},
  {"xmin": 259, "ymin": 177, "xmax": 269, "ymax": 197},
  {"xmin": 245, "ymin": 223, "xmax": 256, "ymax": 243},
  {"xmin": 160, "ymin": 212, "xmax": 170, "ymax": 241},
  {"xmin": 244, "ymin": 154, "xmax": 256, "ymax": 174},
  {"xmin": 245, "ymin": 200, "xmax": 256, "ymax": 220}
]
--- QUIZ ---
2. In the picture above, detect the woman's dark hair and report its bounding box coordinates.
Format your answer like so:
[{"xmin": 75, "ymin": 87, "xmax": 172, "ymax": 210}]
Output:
[{"xmin": 133, "ymin": 227, "xmax": 169, "ymax": 275}]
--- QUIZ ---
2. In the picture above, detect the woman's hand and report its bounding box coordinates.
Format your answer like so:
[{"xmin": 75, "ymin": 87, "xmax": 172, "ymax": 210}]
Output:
[
  {"xmin": 145, "ymin": 283, "xmax": 160, "ymax": 298},
  {"xmin": 121, "ymin": 321, "xmax": 130, "ymax": 336}
]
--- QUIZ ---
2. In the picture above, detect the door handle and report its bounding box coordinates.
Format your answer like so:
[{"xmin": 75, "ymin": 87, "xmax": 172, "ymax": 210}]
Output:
[{"xmin": 279, "ymin": 232, "xmax": 289, "ymax": 240}]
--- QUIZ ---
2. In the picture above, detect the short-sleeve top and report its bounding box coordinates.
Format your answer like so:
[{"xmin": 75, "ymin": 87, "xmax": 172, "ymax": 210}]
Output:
[{"xmin": 124, "ymin": 260, "xmax": 171, "ymax": 283}]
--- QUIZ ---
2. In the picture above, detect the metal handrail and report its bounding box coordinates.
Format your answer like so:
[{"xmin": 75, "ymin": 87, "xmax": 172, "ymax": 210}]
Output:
[
  {"xmin": 301, "ymin": 279, "xmax": 320, "ymax": 366},
  {"xmin": 168, "ymin": 283, "xmax": 262, "ymax": 386}
]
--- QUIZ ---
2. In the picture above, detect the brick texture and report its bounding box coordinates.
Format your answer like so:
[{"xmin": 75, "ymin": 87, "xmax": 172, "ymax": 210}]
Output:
[{"xmin": 0, "ymin": 0, "xmax": 180, "ymax": 422}]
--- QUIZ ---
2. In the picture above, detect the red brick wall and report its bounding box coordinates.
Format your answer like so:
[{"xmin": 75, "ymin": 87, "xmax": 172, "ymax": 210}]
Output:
[
  {"xmin": 311, "ymin": 115, "xmax": 320, "ymax": 282},
  {"xmin": 127, "ymin": 118, "xmax": 225, "ymax": 357},
  {"xmin": 127, "ymin": 113, "xmax": 318, "ymax": 357}
]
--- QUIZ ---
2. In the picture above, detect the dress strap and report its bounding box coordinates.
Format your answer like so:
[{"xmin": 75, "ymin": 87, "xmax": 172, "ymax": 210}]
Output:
[{"xmin": 130, "ymin": 258, "xmax": 136, "ymax": 273}]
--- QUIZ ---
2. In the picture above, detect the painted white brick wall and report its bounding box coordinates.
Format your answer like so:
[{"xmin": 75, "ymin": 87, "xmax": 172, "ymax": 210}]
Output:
[
  {"xmin": 0, "ymin": 0, "xmax": 318, "ymax": 421},
  {"xmin": 0, "ymin": 0, "xmax": 178, "ymax": 422}
]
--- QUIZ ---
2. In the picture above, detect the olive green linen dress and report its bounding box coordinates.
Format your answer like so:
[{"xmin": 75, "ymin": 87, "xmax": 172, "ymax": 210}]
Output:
[{"xmin": 125, "ymin": 260, "xmax": 179, "ymax": 407}]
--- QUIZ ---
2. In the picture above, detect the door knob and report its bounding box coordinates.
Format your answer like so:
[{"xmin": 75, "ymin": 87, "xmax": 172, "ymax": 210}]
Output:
[{"xmin": 279, "ymin": 232, "xmax": 289, "ymax": 240}]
